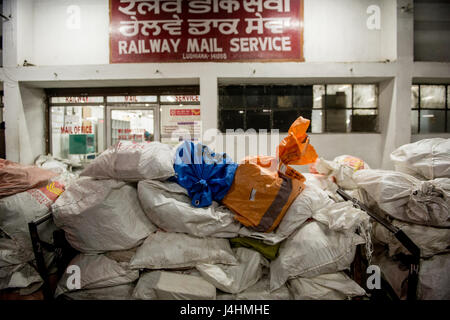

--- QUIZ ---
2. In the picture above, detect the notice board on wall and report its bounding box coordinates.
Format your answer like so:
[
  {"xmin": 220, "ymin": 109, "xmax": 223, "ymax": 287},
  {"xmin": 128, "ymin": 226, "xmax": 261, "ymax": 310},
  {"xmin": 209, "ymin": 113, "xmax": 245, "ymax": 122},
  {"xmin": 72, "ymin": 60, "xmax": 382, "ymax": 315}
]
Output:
[
  {"xmin": 161, "ymin": 104, "xmax": 202, "ymax": 145},
  {"xmin": 109, "ymin": 0, "xmax": 304, "ymax": 63}
]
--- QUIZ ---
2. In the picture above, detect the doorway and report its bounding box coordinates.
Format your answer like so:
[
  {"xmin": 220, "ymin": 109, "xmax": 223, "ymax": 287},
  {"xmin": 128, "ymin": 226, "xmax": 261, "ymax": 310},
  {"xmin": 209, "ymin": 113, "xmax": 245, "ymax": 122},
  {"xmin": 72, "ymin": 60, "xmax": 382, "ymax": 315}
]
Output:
[{"xmin": 106, "ymin": 104, "xmax": 160, "ymax": 147}]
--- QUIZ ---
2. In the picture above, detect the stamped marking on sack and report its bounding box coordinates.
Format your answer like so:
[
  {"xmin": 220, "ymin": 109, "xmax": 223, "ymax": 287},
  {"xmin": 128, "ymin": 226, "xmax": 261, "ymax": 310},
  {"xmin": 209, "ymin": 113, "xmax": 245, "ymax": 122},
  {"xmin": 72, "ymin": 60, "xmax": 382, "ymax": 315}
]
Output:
[
  {"xmin": 46, "ymin": 182, "xmax": 65, "ymax": 197},
  {"xmin": 27, "ymin": 181, "xmax": 65, "ymax": 208}
]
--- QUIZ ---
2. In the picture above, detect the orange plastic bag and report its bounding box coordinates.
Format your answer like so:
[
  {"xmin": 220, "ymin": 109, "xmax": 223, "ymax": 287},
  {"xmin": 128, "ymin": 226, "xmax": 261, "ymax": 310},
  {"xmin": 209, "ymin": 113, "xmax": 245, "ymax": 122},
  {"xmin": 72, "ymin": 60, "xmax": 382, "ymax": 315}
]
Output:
[
  {"xmin": 222, "ymin": 117, "xmax": 318, "ymax": 233},
  {"xmin": 278, "ymin": 117, "xmax": 318, "ymax": 166},
  {"xmin": 222, "ymin": 156, "xmax": 304, "ymax": 233}
]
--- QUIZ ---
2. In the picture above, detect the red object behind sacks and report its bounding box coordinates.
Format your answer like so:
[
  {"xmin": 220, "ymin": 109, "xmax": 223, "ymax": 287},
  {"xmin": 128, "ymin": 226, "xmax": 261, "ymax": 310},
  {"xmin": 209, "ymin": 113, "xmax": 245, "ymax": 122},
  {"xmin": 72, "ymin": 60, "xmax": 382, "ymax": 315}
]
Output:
[{"xmin": 0, "ymin": 158, "xmax": 57, "ymax": 198}]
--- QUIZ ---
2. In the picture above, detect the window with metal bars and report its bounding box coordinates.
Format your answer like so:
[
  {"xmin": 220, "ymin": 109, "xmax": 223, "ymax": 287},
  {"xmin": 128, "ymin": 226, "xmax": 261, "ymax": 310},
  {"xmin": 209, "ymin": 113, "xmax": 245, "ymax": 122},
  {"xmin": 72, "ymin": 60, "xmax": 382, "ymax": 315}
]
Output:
[
  {"xmin": 218, "ymin": 84, "xmax": 379, "ymax": 133},
  {"xmin": 411, "ymin": 85, "xmax": 449, "ymax": 134}
]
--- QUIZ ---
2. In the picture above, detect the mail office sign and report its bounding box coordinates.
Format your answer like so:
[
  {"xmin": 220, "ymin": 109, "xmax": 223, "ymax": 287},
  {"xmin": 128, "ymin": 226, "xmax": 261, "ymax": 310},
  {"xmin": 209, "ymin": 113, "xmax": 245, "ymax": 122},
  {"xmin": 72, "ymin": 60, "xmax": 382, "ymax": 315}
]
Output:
[{"xmin": 110, "ymin": 0, "xmax": 304, "ymax": 63}]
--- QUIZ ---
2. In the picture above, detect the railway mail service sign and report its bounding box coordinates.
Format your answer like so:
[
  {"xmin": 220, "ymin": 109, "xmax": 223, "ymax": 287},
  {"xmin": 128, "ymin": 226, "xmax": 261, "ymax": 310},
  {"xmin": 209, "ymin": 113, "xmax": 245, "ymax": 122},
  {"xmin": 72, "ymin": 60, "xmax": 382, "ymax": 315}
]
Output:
[{"xmin": 109, "ymin": 0, "xmax": 304, "ymax": 63}]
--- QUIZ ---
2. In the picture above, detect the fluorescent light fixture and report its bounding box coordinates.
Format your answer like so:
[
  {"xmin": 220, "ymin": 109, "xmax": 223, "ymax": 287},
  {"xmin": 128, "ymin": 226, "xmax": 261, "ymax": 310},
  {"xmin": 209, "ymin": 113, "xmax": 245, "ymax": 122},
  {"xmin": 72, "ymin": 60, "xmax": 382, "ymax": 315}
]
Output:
[{"xmin": 422, "ymin": 114, "xmax": 435, "ymax": 118}]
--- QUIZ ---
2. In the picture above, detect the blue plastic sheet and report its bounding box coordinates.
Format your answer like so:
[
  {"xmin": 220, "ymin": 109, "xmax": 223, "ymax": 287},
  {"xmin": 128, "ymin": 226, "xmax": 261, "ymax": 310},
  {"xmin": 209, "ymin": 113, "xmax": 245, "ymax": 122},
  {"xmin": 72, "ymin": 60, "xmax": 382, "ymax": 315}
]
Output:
[{"xmin": 174, "ymin": 141, "xmax": 238, "ymax": 208}]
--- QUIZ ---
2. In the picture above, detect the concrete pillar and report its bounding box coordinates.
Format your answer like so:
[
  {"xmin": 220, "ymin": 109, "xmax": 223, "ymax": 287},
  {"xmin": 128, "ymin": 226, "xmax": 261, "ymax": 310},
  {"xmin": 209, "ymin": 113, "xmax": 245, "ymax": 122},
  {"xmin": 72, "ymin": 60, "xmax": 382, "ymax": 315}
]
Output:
[
  {"xmin": 2, "ymin": 0, "xmax": 20, "ymax": 161},
  {"xmin": 2, "ymin": 0, "xmax": 45, "ymax": 164},
  {"xmin": 3, "ymin": 82, "xmax": 21, "ymax": 162},
  {"xmin": 380, "ymin": 0, "xmax": 414, "ymax": 169},
  {"xmin": 200, "ymin": 75, "xmax": 218, "ymax": 145}
]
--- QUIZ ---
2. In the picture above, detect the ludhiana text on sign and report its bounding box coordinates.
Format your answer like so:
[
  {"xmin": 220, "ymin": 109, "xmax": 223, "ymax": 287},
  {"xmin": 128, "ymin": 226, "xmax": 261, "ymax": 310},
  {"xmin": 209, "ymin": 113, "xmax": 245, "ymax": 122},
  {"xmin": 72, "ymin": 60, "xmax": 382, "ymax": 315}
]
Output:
[{"xmin": 110, "ymin": 0, "xmax": 304, "ymax": 63}]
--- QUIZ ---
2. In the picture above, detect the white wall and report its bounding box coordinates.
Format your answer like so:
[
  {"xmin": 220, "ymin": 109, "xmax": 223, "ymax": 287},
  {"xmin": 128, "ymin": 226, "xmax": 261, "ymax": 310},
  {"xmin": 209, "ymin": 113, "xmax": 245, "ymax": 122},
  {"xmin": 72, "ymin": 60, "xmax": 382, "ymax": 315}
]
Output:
[
  {"xmin": 18, "ymin": 0, "xmax": 109, "ymax": 66},
  {"xmin": 304, "ymin": 0, "xmax": 396, "ymax": 62},
  {"xmin": 19, "ymin": 0, "xmax": 396, "ymax": 66},
  {"xmin": 380, "ymin": 0, "xmax": 397, "ymax": 61},
  {"xmin": 291, "ymin": 133, "xmax": 382, "ymax": 169},
  {"xmin": 19, "ymin": 85, "xmax": 47, "ymax": 163},
  {"xmin": 3, "ymin": 82, "xmax": 46, "ymax": 164},
  {"xmin": 16, "ymin": 0, "xmax": 33, "ymax": 66}
]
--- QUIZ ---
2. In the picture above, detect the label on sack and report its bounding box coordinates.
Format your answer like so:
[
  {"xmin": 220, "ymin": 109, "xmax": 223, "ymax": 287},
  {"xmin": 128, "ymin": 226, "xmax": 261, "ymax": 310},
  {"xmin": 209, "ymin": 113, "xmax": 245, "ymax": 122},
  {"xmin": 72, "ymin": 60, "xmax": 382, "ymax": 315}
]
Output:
[
  {"xmin": 278, "ymin": 163, "xmax": 305, "ymax": 181},
  {"xmin": 27, "ymin": 181, "xmax": 65, "ymax": 208},
  {"xmin": 116, "ymin": 141, "xmax": 145, "ymax": 151},
  {"xmin": 339, "ymin": 156, "xmax": 367, "ymax": 172}
]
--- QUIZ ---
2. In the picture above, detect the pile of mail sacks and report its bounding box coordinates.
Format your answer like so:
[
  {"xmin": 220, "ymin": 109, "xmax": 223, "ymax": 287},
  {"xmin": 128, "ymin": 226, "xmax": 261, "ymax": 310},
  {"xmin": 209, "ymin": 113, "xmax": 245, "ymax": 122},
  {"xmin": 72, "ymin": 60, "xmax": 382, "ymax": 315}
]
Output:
[{"xmin": 48, "ymin": 117, "xmax": 369, "ymax": 300}]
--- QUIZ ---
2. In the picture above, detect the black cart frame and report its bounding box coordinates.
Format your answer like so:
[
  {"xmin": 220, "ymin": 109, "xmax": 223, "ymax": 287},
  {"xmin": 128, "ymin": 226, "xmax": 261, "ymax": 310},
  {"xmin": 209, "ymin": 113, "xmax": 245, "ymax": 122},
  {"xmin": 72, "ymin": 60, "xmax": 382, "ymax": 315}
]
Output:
[
  {"xmin": 28, "ymin": 213, "xmax": 77, "ymax": 300},
  {"xmin": 337, "ymin": 189, "xmax": 421, "ymax": 301}
]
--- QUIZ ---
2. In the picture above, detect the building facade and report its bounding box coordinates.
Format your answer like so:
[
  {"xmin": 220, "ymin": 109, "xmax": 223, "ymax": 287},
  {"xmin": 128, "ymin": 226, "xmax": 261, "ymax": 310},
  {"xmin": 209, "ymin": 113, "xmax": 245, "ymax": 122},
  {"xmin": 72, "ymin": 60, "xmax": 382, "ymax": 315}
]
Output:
[{"xmin": 1, "ymin": 0, "xmax": 449, "ymax": 168}]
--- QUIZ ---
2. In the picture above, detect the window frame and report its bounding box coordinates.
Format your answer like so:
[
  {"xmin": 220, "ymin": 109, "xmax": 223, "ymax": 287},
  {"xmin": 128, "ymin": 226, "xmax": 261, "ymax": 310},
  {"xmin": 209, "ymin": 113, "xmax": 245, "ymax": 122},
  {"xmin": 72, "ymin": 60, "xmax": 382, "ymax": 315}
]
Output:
[
  {"xmin": 218, "ymin": 84, "xmax": 380, "ymax": 134},
  {"xmin": 48, "ymin": 101, "xmax": 107, "ymax": 159},
  {"xmin": 46, "ymin": 86, "xmax": 200, "ymax": 155},
  {"xmin": 412, "ymin": 84, "xmax": 449, "ymax": 134}
]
